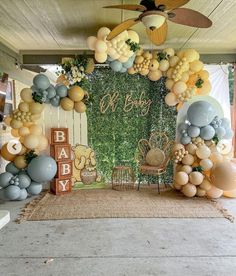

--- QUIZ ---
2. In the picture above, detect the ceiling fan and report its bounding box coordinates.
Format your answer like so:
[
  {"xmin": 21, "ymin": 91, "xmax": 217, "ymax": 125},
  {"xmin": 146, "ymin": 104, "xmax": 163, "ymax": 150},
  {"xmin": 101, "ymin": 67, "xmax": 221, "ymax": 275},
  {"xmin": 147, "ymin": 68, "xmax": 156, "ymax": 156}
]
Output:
[{"xmin": 104, "ymin": 0, "xmax": 212, "ymax": 46}]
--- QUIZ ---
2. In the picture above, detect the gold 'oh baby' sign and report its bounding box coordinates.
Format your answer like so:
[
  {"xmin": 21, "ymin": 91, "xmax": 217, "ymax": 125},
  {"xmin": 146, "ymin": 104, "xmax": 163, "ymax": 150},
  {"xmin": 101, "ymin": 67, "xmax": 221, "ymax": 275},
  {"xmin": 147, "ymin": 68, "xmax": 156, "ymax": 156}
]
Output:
[{"xmin": 99, "ymin": 91, "xmax": 152, "ymax": 116}]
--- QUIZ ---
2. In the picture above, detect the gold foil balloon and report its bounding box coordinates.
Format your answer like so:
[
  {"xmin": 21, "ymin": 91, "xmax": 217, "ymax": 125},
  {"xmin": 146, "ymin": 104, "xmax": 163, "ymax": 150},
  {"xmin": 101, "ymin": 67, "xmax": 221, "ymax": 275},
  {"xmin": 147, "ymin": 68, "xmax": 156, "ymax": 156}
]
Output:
[
  {"xmin": 211, "ymin": 161, "xmax": 236, "ymax": 191},
  {"xmin": 182, "ymin": 183, "xmax": 197, "ymax": 197}
]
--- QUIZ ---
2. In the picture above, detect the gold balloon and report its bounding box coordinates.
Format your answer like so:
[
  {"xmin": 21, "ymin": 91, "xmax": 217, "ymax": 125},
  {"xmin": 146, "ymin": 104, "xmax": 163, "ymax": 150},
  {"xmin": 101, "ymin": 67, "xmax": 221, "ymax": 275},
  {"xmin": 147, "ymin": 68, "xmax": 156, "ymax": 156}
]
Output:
[
  {"xmin": 74, "ymin": 101, "xmax": 87, "ymax": 113},
  {"xmin": 20, "ymin": 88, "xmax": 33, "ymax": 103},
  {"xmin": 23, "ymin": 134, "xmax": 40, "ymax": 149},
  {"xmin": 68, "ymin": 86, "xmax": 85, "ymax": 102},
  {"xmin": 14, "ymin": 155, "xmax": 27, "ymax": 169},
  {"xmin": 0, "ymin": 143, "xmax": 16, "ymax": 161},
  {"xmin": 60, "ymin": 97, "xmax": 74, "ymax": 111},
  {"xmin": 29, "ymin": 102, "xmax": 44, "ymax": 114}
]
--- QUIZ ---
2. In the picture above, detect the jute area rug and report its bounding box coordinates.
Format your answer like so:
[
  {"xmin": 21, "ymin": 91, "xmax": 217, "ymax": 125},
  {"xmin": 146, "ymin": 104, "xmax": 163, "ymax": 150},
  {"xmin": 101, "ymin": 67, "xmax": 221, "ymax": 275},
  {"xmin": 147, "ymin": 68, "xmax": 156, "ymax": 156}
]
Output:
[{"xmin": 17, "ymin": 187, "xmax": 234, "ymax": 222}]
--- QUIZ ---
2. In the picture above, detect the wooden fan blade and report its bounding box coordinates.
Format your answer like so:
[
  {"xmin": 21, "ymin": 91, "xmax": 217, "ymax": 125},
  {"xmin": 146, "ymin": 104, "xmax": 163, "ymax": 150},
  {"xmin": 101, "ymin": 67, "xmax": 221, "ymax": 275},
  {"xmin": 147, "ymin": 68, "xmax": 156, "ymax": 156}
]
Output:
[
  {"xmin": 103, "ymin": 5, "xmax": 146, "ymax": 12},
  {"xmin": 169, "ymin": 8, "xmax": 212, "ymax": 28},
  {"xmin": 107, "ymin": 19, "xmax": 140, "ymax": 40},
  {"xmin": 146, "ymin": 20, "xmax": 168, "ymax": 46},
  {"xmin": 155, "ymin": 0, "xmax": 189, "ymax": 10}
]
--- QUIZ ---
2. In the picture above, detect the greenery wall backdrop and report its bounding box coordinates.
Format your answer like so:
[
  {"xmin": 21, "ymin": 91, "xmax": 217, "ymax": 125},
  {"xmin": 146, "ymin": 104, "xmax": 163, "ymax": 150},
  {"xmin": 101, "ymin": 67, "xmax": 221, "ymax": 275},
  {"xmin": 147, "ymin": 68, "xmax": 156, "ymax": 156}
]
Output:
[{"xmin": 83, "ymin": 68, "xmax": 177, "ymax": 182}]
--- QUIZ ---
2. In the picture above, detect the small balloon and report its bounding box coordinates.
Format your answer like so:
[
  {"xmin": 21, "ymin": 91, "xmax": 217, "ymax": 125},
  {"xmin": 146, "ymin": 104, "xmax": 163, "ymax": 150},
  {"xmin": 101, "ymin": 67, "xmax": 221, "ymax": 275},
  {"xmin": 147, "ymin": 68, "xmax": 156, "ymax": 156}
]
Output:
[
  {"xmin": 6, "ymin": 162, "xmax": 20, "ymax": 175},
  {"xmin": 17, "ymin": 189, "xmax": 28, "ymax": 201},
  {"xmin": 18, "ymin": 173, "xmax": 31, "ymax": 189},
  {"xmin": 4, "ymin": 185, "xmax": 21, "ymax": 200},
  {"xmin": 0, "ymin": 172, "xmax": 13, "ymax": 187}
]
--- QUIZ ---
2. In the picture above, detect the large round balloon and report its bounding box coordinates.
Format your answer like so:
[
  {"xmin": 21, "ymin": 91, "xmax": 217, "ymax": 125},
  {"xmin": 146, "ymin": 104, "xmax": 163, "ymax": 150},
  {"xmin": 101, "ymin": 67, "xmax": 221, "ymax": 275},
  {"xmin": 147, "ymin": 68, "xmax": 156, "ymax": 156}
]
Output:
[
  {"xmin": 27, "ymin": 182, "xmax": 43, "ymax": 195},
  {"xmin": 187, "ymin": 101, "xmax": 216, "ymax": 127},
  {"xmin": 33, "ymin": 74, "xmax": 50, "ymax": 90},
  {"xmin": 4, "ymin": 185, "xmax": 21, "ymax": 200},
  {"xmin": 27, "ymin": 155, "xmax": 57, "ymax": 183},
  {"xmin": 211, "ymin": 161, "xmax": 236, "ymax": 191},
  {"xmin": 0, "ymin": 172, "xmax": 13, "ymax": 188}
]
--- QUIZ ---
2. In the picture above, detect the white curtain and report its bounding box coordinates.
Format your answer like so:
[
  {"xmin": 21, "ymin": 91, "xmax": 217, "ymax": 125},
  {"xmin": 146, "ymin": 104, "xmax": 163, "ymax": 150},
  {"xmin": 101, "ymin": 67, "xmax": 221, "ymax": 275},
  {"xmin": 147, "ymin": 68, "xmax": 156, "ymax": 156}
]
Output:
[{"xmin": 204, "ymin": 64, "xmax": 231, "ymax": 121}]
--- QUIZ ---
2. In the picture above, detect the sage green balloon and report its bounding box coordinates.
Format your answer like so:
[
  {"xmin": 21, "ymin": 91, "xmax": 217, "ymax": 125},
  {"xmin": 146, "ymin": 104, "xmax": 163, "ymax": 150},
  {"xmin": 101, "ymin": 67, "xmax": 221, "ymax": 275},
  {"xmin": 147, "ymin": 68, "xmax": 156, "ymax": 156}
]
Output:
[
  {"xmin": 18, "ymin": 174, "xmax": 31, "ymax": 189},
  {"xmin": 27, "ymin": 182, "xmax": 42, "ymax": 195},
  {"xmin": 4, "ymin": 185, "xmax": 21, "ymax": 200},
  {"xmin": 17, "ymin": 188, "xmax": 28, "ymax": 201},
  {"xmin": 33, "ymin": 74, "xmax": 50, "ymax": 90},
  {"xmin": 0, "ymin": 172, "xmax": 13, "ymax": 188},
  {"xmin": 6, "ymin": 162, "xmax": 20, "ymax": 175}
]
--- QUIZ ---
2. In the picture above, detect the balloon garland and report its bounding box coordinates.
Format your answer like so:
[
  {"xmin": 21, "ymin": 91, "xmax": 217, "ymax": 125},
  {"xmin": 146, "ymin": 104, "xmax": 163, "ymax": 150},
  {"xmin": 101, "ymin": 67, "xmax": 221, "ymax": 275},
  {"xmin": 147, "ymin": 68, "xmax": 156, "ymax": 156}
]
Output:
[
  {"xmin": 0, "ymin": 72, "xmax": 88, "ymax": 201},
  {"xmin": 87, "ymin": 27, "xmax": 211, "ymax": 109},
  {"xmin": 173, "ymin": 100, "xmax": 235, "ymax": 198}
]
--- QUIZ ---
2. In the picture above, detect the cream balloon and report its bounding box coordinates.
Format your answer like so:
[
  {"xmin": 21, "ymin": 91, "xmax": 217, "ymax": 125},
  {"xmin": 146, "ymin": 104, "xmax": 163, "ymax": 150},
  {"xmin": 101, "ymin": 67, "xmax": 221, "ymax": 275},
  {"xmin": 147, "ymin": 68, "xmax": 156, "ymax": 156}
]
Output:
[
  {"xmin": 20, "ymin": 88, "xmax": 33, "ymax": 103},
  {"xmin": 18, "ymin": 127, "xmax": 30, "ymax": 137},
  {"xmin": 186, "ymin": 144, "xmax": 197, "ymax": 155},
  {"xmin": 196, "ymin": 145, "xmax": 211, "ymax": 159},
  {"xmin": 182, "ymin": 154, "xmax": 194, "ymax": 166},
  {"xmin": 29, "ymin": 124, "xmax": 42, "ymax": 136},
  {"xmin": 95, "ymin": 40, "xmax": 108, "ymax": 53},
  {"xmin": 165, "ymin": 92, "xmax": 178, "ymax": 106},
  {"xmin": 189, "ymin": 171, "xmax": 204, "ymax": 185},
  {"xmin": 173, "ymin": 81, "xmax": 187, "ymax": 95},
  {"xmin": 95, "ymin": 52, "xmax": 107, "ymax": 63},
  {"xmin": 210, "ymin": 152, "xmax": 223, "ymax": 164},
  {"xmin": 148, "ymin": 70, "xmax": 162, "ymax": 81},
  {"xmin": 87, "ymin": 36, "xmax": 97, "ymax": 50},
  {"xmin": 127, "ymin": 30, "xmax": 139, "ymax": 43},
  {"xmin": 196, "ymin": 187, "xmax": 206, "ymax": 197},
  {"xmin": 182, "ymin": 183, "xmax": 197, "ymax": 197},
  {"xmin": 200, "ymin": 159, "xmax": 213, "ymax": 171},
  {"xmin": 97, "ymin": 27, "xmax": 111, "ymax": 40},
  {"xmin": 174, "ymin": 171, "xmax": 189, "ymax": 185},
  {"xmin": 223, "ymin": 189, "xmax": 236, "ymax": 198},
  {"xmin": 165, "ymin": 79, "xmax": 174, "ymax": 90},
  {"xmin": 200, "ymin": 179, "xmax": 212, "ymax": 191},
  {"xmin": 23, "ymin": 134, "xmax": 40, "ymax": 149},
  {"xmin": 37, "ymin": 135, "xmax": 48, "ymax": 151},
  {"xmin": 206, "ymin": 186, "xmax": 223, "ymax": 199},
  {"xmin": 181, "ymin": 165, "xmax": 192, "ymax": 174}
]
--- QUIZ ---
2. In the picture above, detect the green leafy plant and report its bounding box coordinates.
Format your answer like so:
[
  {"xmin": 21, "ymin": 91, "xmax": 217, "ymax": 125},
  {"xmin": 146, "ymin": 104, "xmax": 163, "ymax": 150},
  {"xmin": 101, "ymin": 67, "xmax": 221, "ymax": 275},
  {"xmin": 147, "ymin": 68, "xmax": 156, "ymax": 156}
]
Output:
[
  {"xmin": 25, "ymin": 150, "xmax": 38, "ymax": 164},
  {"xmin": 195, "ymin": 78, "xmax": 204, "ymax": 88},
  {"xmin": 32, "ymin": 92, "xmax": 44, "ymax": 104},
  {"xmin": 212, "ymin": 135, "xmax": 219, "ymax": 145},
  {"xmin": 192, "ymin": 166, "xmax": 204, "ymax": 173},
  {"xmin": 156, "ymin": 51, "xmax": 169, "ymax": 62},
  {"xmin": 125, "ymin": 39, "xmax": 140, "ymax": 52}
]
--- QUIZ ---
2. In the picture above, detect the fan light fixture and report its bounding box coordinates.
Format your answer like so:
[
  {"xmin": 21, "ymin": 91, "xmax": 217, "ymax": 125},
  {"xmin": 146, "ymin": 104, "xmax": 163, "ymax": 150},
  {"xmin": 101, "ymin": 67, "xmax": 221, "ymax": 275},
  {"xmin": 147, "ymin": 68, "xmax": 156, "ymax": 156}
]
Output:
[{"xmin": 141, "ymin": 14, "xmax": 166, "ymax": 30}]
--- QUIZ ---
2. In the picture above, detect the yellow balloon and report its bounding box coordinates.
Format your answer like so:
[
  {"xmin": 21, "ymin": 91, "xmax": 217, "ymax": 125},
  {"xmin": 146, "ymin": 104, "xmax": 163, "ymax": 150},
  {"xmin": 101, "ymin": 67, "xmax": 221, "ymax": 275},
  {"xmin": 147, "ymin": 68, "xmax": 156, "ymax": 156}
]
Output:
[
  {"xmin": 173, "ymin": 81, "xmax": 187, "ymax": 95},
  {"xmin": 23, "ymin": 134, "xmax": 40, "ymax": 149},
  {"xmin": 190, "ymin": 60, "xmax": 204, "ymax": 73},
  {"xmin": 165, "ymin": 79, "xmax": 174, "ymax": 90},
  {"xmin": 29, "ymin": 124, "xmax": 42, "ymax": 135},
  {"xmin": 183, "ymin": 49, "xmax": 199, "ymax": 62},
  {"xmin": 148, "ymin": 70, "xmax": 162, "ymax": 81},
  {"xmin": 37, "ymin": 135, "xmax": 48, "ymax": 152},
  {"xmin": 18, "ymin": 127, "xmax": 30, "ymax": 136},
  {"xmin": 68, "ymin": 86, "xmax": 85, "ymax": 102},
  {"xmin": 14, "ymin": 155, "xmax": 27, "ymax": 169},
  {"xmin": 74, "ymin": 101, "xmax": 87, "ymax": 113},
  {"xmin": 18, "ymin": 102, "xmax": 30, "ymax": 112},
  {"xmin": 20, "ymin": 88, "xmax": 33, "ymax": 103},
  {"xmin": 169, "ymin": 56, "xmax": 179, "ymax": 67},
  {"xmin": 11, "ymin": 128, "xmax": 19, "ymax": 137},
  {"xmin": 29, "ymin": 102, "xmax": 44, "ymax": 114},
  {"xmin": 198, "ymin": 70, "xmax": 209, "ymax": 81}
]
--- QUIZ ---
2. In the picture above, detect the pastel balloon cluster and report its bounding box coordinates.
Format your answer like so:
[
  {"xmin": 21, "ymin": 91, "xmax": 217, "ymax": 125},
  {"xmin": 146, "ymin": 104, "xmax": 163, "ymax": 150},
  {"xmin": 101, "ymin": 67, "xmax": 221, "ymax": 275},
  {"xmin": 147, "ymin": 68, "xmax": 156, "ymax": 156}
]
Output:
[
  {"xmin": 0, "ymin": 156, "xmax": 57, "ymax": 201},
  {"xmin": 107, "ymin": 55, "xmax": 135, "ymax": 73},
  {"xmin": 87, "ymin": 27, "xmax": 139, "ymax": 63},
  {"xmin": 179, "ymin": 101, "xmax": 233, "ymax": 146},
  {"xmin": 173, "ymin": 100, "xmax": 235, "ymax": 198},
  {"xmin": 164, "ymin": 49, "xmax": 211, "ymax": 108}
]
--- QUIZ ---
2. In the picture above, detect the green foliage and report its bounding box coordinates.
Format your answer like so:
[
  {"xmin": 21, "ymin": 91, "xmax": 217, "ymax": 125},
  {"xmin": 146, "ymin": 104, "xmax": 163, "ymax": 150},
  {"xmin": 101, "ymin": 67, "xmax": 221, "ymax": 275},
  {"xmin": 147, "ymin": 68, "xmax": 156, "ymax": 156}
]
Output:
[
  {"xmin": 157, "ymin": 52, "xmax": 168, "ymax": 62},
  {"xmin": 125, "ymin": 39, "xmax": 140, "ymax": 52},
  {"xmin": 192, "ymin": 166, "xmax": 204, "ymax": 173},
  {"xmin": 212, "ymin": 135, "xmax": 219, "ymax": 145},
  {"xmin": 82, "ymin": 68, "xmax": 176, "ymax": 183},
  {"xmin": 25, "ymin": 150, "xmax": 38, "ymax": 164},
  {"xmin": 32, "ymin": 92, "xmax": 44, "ymax": 104},
  {"xmin": 228, "ymin": 65, "xmax": 234, "ymax": 105},
  {"xmin": 195, "ymin": 78, "xmax": 204, "ymax": 88}
]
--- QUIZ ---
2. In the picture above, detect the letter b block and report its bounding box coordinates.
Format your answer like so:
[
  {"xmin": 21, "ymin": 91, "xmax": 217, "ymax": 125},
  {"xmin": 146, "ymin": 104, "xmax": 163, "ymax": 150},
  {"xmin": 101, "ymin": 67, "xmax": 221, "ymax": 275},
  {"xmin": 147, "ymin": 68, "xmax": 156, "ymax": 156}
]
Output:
[
  {"xmin": 51, "ymin": 128, "xmax": 69, "ymax": 144},
  {"xmin": 56, "ymin": 160, "xmax": 73, "ymax": 178},
  {"xmin": 50, "ymin": 178, "xmax": 72, "ymax": 195}
]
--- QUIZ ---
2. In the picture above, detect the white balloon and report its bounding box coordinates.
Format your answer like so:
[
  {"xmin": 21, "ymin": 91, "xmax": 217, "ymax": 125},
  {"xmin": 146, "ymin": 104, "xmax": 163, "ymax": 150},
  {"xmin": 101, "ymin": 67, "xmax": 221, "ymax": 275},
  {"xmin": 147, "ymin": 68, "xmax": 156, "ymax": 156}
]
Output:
[
  {"xmin": 87, "ymin": 36, "xmax": 97, "ymax": 50},
  {"xmin": 97, "ymin": 27, "xmax": 111, "ymax": 40}
]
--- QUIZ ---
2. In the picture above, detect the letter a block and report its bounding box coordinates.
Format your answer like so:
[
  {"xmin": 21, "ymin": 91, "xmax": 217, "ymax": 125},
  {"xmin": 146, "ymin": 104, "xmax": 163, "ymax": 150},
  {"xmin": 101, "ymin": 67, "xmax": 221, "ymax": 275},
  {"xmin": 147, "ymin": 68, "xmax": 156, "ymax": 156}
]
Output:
[
  {"xmin": 51, "ymin": 128, "xmax": 69, "ymax": 144},
  {"xmin": 57, "ymin": 160, "xmax": 73, "ymax": 178},
  {"xmin": 50, "ymin": 178, "xmax": 72, "ymax": 195},
  {"xmin": 50, "ymin": 144, "xmax": 71, "ymax": 161}
]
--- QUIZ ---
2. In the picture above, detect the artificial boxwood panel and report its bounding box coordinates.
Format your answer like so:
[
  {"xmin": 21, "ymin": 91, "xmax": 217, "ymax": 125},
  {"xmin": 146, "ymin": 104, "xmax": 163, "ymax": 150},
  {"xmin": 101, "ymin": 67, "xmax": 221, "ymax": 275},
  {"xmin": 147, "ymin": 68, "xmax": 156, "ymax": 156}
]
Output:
[{"xmin": 84, "ymin": 68, "xmax": 176, "ymax": 183}]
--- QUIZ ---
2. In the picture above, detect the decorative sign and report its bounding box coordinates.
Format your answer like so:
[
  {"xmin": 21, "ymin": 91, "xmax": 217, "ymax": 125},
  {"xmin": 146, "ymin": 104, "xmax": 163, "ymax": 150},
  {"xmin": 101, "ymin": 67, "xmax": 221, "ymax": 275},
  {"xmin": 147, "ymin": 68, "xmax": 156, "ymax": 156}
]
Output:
[
  {"xmin": 99, "ymin": 91, "xmax": 152, "ymax": 116},
  {"xmin": 51, "ymin": 128, "xmax": 69, "ymax": 144}
]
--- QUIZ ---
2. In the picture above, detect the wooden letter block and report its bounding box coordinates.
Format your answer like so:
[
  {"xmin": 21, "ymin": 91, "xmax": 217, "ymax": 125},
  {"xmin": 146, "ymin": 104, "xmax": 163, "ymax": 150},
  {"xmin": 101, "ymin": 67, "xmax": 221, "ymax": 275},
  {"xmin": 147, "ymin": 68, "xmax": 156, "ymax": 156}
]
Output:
[
  {"xmin": 51, "ymin": 128, "xmax": 69, "ymax": 144},
  {"xmin": 56, "ymin": 160, "xmax": 73, "ymax": 178},
  {"xmin": 50, "ymin": 177, "xmax": 72, "ymax": 195},
  {"xmin": 50, "ymin": 144, "xmax": 71, "ymax": 161}
]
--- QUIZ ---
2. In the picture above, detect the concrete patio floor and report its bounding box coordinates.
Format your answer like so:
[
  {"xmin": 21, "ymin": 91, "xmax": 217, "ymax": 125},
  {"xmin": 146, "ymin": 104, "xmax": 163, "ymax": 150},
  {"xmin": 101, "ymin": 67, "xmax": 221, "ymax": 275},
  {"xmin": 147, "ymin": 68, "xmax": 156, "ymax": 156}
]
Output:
[{"xmin": 1, "ymin": 195, "xmax": 236, "ymax": 276}]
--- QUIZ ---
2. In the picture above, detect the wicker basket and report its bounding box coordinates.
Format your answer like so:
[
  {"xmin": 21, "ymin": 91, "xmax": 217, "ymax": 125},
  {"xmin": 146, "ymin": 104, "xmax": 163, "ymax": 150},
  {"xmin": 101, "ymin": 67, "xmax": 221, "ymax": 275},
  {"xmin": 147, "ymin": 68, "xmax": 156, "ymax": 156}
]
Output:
[{"xmin": 112, "ymin": 166, "xmax": 135, "ymax": 191}]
